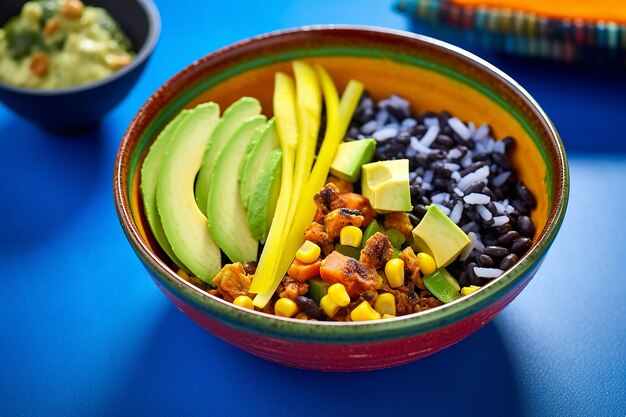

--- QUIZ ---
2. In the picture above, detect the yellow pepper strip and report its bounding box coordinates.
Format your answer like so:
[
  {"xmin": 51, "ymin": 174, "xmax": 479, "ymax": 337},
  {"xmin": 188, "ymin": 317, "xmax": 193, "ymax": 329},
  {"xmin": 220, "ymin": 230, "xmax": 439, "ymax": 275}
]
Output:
[
  {"xmin": 252, "ymin": 68, "xmax": 364, "ymax": 308},
  {"xmin": 248, "ymin": 72, "xmax": 297, "ymax": 295},
  {"xmin": 291, "ymin": 60, "xmax": 322, "ymax": 202}
]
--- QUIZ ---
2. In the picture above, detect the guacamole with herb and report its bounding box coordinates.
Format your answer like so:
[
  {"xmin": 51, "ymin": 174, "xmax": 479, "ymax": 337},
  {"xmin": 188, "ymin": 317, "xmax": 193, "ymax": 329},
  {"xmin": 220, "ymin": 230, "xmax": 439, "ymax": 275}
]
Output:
[{"xmin": 0, "ymin": 0, "xmax": 134, "ymax": 89}]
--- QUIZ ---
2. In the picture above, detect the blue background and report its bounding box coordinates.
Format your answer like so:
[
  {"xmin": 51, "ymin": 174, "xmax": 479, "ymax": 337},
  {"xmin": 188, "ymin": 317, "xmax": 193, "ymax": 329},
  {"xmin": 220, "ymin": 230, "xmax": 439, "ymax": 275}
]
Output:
[{"xmin": 1, "ymin": 1, "xmax": 625, "ymax": 416}]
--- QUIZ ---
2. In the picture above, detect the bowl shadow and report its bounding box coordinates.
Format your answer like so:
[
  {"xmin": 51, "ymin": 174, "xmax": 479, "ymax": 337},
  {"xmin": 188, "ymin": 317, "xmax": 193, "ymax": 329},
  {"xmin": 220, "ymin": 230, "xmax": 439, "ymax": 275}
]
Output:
[
  {"xmin": 0, "ymin": 118, "xmax": 106, "ymax": 255},
  {"xmin": 110, "ymin": 304, "xmax": 522, "ymax": 417}
]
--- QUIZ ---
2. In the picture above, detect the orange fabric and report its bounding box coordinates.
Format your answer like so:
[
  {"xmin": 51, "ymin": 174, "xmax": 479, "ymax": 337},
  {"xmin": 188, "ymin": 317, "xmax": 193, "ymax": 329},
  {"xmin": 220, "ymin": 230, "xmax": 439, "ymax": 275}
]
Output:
[{"xmin": 451, "ymin": 0, "xmax": 626, "ymax": 25}]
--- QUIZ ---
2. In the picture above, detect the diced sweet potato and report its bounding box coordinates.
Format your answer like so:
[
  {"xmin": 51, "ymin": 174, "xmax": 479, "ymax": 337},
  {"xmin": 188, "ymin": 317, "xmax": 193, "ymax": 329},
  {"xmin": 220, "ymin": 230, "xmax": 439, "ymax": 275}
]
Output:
[
  {"xmin": 324, "ymin": 208, "xmax": 364, "ymax": 239},
  {"xmin": 384, "ymin": 212, "xmax": 414, "ymax": 238},
  {"xmin": 319, "ymin": 251, "xmax": 378, "ymax": 297},
  {"xmin": 288, "ymin": 258, "xmax": 322, "ymax": 282},
  {"xmin": 340, "ymin": 193, "xmax": 376, "ymax": 226}
]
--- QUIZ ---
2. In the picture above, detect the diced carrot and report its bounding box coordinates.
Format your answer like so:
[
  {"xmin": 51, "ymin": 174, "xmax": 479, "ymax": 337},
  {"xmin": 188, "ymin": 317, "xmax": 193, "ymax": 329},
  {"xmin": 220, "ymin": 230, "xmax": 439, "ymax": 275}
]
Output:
[
  {"xmin": 287, "ymin": 258, "xmax": 322, "ymax": 282},
  {"xmin": 340, "ymin": 193, "xmax": 376, "ymax": 226},
  {"xmin": 319, "ymin": 251, "xmax": 377, "ymax": 297}
]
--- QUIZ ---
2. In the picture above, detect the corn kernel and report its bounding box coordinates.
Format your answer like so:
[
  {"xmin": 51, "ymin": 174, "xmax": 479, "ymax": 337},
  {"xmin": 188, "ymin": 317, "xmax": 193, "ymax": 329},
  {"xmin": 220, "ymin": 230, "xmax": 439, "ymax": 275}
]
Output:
[
  {"xmin": 274, "ymin": 297, "xmax": 299, "ymax": 318},
  {"xmin": 416, "ymin": 252, "xmax": 436, "ymax": 275},
  {"xmin": 461, "ymin": 285, "xmax": 481, "ymax": 296},
  {"xmin": 233, "ymin": 295, "xmax": 254, "ymax": 310},
  {"xmin": 375, "ymin": 274, "xmax": 383, "ymax": 290},
  {"xmin": 374, "ymin": 293, "xmax": 396, "ymax": 316},
  {"xmin": 328, "ymin": 283, "xmax": 350, "ymax": 307},
  {"xmin": 176, "ymin": 269, "xmax": 190, "ymax": 280},
  {"xmin": 296, "ymin": 240, "xmax": 321, "ymax": 264},
  {"xmin": 381, "ymin": 314, "xmax": 396, "ymax": 319},
  {"xmin": 385, "ymin": 258, "xmax": 405, "ymax": 288},
  {"xmin": 320, "ymin": 295, "xmax": 340, "ymax": 318},
  {"xmin": 339, "ymin": 225, "xmax": 363, "ymax": 247},
  {"xmin": 350, "ymin": 300, "xmax": 381, "ymax": 321}
]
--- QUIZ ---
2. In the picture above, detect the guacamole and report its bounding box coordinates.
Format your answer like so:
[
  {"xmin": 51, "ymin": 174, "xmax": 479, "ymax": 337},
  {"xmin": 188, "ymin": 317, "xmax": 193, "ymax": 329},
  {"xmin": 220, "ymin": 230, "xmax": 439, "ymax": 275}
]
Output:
[{"xmin": 0, "ymin": 0, "xmax": 134, "ymax": 89}]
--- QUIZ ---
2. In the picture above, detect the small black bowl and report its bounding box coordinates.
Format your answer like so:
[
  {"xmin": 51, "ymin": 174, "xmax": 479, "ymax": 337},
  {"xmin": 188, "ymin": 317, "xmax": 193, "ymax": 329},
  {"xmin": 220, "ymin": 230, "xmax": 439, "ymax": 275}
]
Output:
[{"xmin": 0, "ymin": 0, "xmax": 160, "ymax": 132}]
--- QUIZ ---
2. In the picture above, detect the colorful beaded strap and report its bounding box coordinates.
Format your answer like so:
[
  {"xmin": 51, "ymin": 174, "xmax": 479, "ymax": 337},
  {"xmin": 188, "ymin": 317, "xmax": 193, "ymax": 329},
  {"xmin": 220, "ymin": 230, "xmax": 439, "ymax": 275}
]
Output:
[{"xmin": 395, "ymin": 0, "xmax": 626, "ymax": 65}]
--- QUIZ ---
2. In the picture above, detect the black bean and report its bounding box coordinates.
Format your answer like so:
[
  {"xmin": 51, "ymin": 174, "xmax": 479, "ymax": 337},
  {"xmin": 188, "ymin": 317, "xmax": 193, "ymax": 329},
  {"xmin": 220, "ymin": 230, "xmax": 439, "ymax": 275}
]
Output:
[
  {"xmin": 456, "ymin": 145, "xmax": 468, "ymax": 156},
  {"xmin": 410, "ymin": 185, "xmax": 421, "ymax": 200},
  {"xmin": 433, "ymin": 177, "xmax": 449, "ymax": 190},
  {"xmin": 420, "ymin": 196, "xmax": 431, "ymax": 206},
  {"xmin": 408, "ymin": 156, "xmax": 418, "ymax": 171},
  {"xmin": 388, "ymin": 142, "xmax": 405, "ymax": 156},
  {"xmin": 428, "ymin": 149, "xmax": 447, "ymax": 161},
  {"xmin": 482, "ymin": 186, "xmax": 497, "ymax": 201},
  {"xmin": 458, "ymin": 271, "xmax": 470, "ymax": 288},
  {"xmin": 484, "ymin": 245, "xmax": 509, "ymax": 258},
  {"xmin": 408, "ymin": 213, "xmax": 420, "ymax": 227},
  {"xmin": 483, "ymin": 236, "xmax": 497, "ymax": 246},
  {"xmin": 478, "ymin": 254, "xmax": 494, "ymax": 267},
  {"xmin": 464, "ymin": 181, "xmax": 486, "ymax": 194},
  {"xmin": 395, "ymin": 131, "xmax": 411, "ymax": 144},
  {"xmin": 510, "ymin": 237, "xmax": 532, "ymax": 254},
  {"xmin": 467, "ymin": 262, "xmax": 482, "ymax": 285},
  {"xmin": 362, "ymin": 291, "xmax": 376, "ymax": 301},
  {"xmin": 385, "ymin": 105, "xmax": 405, "ymax": 121},
  {"xmin": 495, "ymin": 223, "xmax": 513, "ymax": 235},
  {"xmin": 459, "ymin": 161, "xmax": 486, "ymax": 176},
  {"xmin": 486, "ymin": 202, "xmax": 498, "ymax": 215},
  {"xmin": 516, "ymin": 183, "xmax": 537, "ymax": 208},
  {"xmin": 510, "ymin": 199, "xmax": 529, "ymax": 215},
  {"xmin": 492, "ymin": 152, "xmax": 512, "ymax": 170},
  {"xmin": 420, "ymin": 111, "xmax": 437, "ymax": 121},
  {"xmin": 435, "ymin": 134, "xmax": 455, "ymax": 148},
  {"xmin": 430, "ymin": 143, "xmax": 449, "ymax": 151},
  {"xmin": 439, "ymin": 110, "xmax": 451, "ymax": 124},
  {"xmin": 412, "ymin": 204, "xmax": 427, "ymax": 218},
  {"xmin": 503, "ymin": 136, "xmax": 515, "ymax": 152},
  {"xmin": 416, "ymin": 154, "xmax": 430, "ymax": 168},
  {"xmin": 410, "ymin": 125, "xmax": 427, "ymax": 137},
  {"xmin": 295, "ymin": 296, "xmax": 322, "ymax": 319},
  {"xmin": 466, "ymin": 210, "xmax": 480, "ymax": 222},
  {"xmin": 500, "ymin": 253, "xmax": 519, "ymax": 270},
  {"xmin": 435, "ymin": 164, "xmax": 452, "ymax": 177},
  {"xmin": 497, "ymin": 230, "xmax": 520, "ymax": 246},
  {"xmin": 517, "ymin": 215, "xmax": 535, "ymax": 237}
]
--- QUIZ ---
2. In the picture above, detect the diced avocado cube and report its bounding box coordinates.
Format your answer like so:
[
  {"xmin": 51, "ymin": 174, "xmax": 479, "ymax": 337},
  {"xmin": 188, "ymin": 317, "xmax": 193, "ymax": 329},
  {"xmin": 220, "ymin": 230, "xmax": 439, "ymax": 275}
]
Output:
[
  {"xmin": 361, "ymin": 159, "xmax": 412, "ymax": 213},
  {"xmin": 423, "ymin": 268, "xmax": 461, "ymax": 304},
  {"xmin": 412, "ymin": 205, "xmax": 471, "ymax": 267},
  {"xmin": 329, "ymin": 139, "xmax": 376, "ymax": 182}
]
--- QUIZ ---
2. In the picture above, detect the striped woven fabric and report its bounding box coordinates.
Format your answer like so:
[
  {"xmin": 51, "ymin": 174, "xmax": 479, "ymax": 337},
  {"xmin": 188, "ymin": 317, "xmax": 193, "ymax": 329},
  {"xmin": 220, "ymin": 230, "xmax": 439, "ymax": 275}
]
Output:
[{"xmin": 395, "ymin": 0, "xmax": 626, "ymax": 65}]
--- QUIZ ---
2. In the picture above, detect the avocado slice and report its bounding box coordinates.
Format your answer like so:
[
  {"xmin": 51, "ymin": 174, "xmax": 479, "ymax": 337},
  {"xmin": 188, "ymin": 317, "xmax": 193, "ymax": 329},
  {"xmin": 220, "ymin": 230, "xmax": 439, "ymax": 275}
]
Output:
[
  {"xmin": 195, "ymin": 97, "xmax": 262, "ymax": 213},
  {"xmin": 330, "ymin": 138, "xmax": 376, "ymax": 182},
  {"xmin": 140, "ymin": 110, "xmax": 190, "ymax": 271},
  {"xmin": 423, "ymin": 268, "xmax": 461, "ymax": 303},
  {"xmin": 361, "ymin": 159, "xmax": 412, "ymax": 213},
  {"xmin": 157, "ymin": 103, "xmax": 222, "ymax": 284},
  {"xmin": 207, "ymin": 115, "xmax": 267, "ymax": 263},
  {"xmin": 239, "ymin": 119, "xmax": 280, "ymax": 211},
  {"xmin": 412, "ymin": 205, "xmax": 471, "ymax": 268},
  {"xmin": 246, "ymin": 147, "xmax": 282, "ymax": 244}
]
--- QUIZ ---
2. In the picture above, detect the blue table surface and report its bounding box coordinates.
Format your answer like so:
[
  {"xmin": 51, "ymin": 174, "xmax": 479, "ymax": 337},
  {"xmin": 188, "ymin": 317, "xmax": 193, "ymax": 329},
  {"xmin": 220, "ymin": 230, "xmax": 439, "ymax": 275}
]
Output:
[{"xmin": 1, "ymin": 1, "xmax": 625, "ymax": 416}]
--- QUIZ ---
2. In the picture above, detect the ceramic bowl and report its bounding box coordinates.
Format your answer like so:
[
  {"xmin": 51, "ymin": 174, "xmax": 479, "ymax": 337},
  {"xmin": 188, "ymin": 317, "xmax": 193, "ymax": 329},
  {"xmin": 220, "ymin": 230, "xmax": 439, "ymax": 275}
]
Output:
[
  {"xmin": 0, "ymin": 0, "xmax": 160, "ymax": 132},
  {"xmin": 114, "ymin": 26, "xmax": 569, "ymax": 371}
]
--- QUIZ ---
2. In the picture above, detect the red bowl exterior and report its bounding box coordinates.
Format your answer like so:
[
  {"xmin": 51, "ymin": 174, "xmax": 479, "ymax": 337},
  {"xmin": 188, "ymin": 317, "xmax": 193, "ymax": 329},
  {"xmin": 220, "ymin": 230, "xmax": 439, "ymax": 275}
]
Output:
[{"xmin": 146, "ymin": 260, "xmax": 540, "ymax": 371}]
